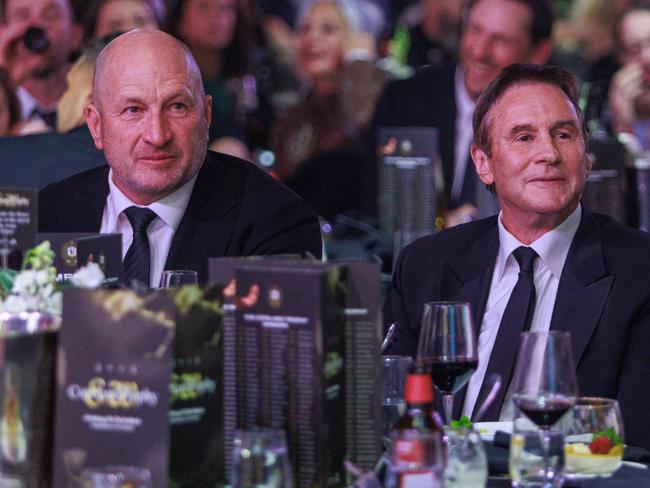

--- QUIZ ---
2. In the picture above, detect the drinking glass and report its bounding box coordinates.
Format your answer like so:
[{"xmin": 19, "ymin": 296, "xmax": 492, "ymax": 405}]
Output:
[
  {"xmin": 510, "ymin": 407, "xmax": 565, "ymax": 487},
  {"xmin": 511, "ymin": 331, "xmax": 578, "ymax": 487},
  {"xmin": 563, "ymin": 397, "xmax": 624, "ymax": 477},
  {"xmin": 416, "ymin": 301, "xmax": 478, "ymax": 424},
  {"xmin": 231, "ymin": 428, "xmax": 291, "ymax": 488},
  {"xmin": 381, "ymin": 355, "xmax": 413, "ymax": 442},
  {"xmin": 159, "ymin": 270, "xmax": 198, "ymax": 288},
  {"xmin": 80, "ymin": 466, "xmax": 152, "ymax": 487},
  {"xmin": 444, "ymin": 425, "xmax": 488, "ymax": 487}
]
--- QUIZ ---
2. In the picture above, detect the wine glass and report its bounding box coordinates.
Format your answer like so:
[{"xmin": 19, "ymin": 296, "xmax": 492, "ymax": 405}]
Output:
[
  {"xmin": 512, "ymin": 331, "xmax": 579, "ymax": 487},
  {"xmin": 416, "ymin": 301, "xmax": 478, "ymax": 424},
  {"xmin": 159, "ymin": 270, "xmax": 198, "ymax": 288}
]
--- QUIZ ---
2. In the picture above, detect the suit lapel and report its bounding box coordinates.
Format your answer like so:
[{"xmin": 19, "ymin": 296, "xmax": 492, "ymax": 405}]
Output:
[
  {"xmin": 443, "ymin": 222, "xmax": 499, "ymax": 419},
  {"xmin": 445, "ymin": 224, "xmax": 499, "ymax": 334},
  {"xmin": 550, "ymin": 211, "xmax": 613, "ymax": 365},
  {"xmin": 78, "ymin": 166, "xmax": 110, "ymax": 231},
  {"xmin": 165, "ymin": 155, "xmax": 238, "ymax": 279}
]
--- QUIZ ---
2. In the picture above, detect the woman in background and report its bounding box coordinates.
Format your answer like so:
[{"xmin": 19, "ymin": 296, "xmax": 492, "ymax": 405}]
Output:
[
  {"xmin": 84, "ymin": 0, "xmax": 161, "ymax": 40},
  {"xmin": 167, "ymin": 0, "xmax": 252, "ymax": 157},
  {"xmin": 270, "ymin": 0, "xmax": 387, "ymax": 180}
]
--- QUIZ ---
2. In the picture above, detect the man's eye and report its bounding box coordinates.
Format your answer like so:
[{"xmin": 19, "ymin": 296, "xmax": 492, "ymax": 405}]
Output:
[
  {"xmin": 171, "ymin": 103, "xmax": 186, "ymax": 110},
  {"xmin": 516, "ymin": 134, "xmax": 532, "ymax": 142},
  {"xmin": 555, "ymin": 131, "xmax": 571, "ymax": 139},
  {"xmin": 124, "ymin": 106, "xmax": 141, "ymax": 114}
]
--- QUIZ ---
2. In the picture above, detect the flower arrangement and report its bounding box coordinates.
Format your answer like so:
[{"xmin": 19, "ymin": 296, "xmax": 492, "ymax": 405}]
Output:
[{"xmin": 0, "ymin": 241, "xmax": 105, "ymax": 315}]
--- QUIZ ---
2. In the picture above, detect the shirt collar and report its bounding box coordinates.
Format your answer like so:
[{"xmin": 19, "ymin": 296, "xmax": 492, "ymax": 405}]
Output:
[
  {"xmin": 495, "ymin": 204, "xmax": 582, "ymax": 280},
  {"xmin": 16, "ymin": 86, "xmax": 39, "ymax": 120},
  {"xmin": 105, "ymin": 169, "xmax": 198, "ymax": 231},
  {"xmin": 455, "ymin": 65, "xmax": 476, "ymax": 123}
]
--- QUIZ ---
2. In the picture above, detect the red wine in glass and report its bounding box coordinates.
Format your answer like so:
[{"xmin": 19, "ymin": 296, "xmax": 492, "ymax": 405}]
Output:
[
  {"xmin": 419, "ymin": 356, "xmax": 478, "ymax": 394},
  {"xmin": 513, "ymin": 393, "xmax": 574, "ymax": 427}
]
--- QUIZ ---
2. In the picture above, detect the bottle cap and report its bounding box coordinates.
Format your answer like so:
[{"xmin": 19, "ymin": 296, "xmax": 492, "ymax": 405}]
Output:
[{"xmin": 404, "ymin": 373, "xmax": 434, "ymax": 404}]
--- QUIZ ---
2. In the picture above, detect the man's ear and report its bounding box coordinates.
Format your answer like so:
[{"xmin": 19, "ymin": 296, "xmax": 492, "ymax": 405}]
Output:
[
  {"xmin": 471, "ymin": 143, "xmax": 494, "ymax": 186},
  {"xmin": 85, "ymin": 103, "xmax": 103, "ymax": 150}
]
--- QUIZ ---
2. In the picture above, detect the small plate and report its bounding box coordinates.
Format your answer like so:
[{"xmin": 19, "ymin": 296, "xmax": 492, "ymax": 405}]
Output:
[{"xmin": 474, "ymin": 421, "xmax": 512, "ymax": 442}]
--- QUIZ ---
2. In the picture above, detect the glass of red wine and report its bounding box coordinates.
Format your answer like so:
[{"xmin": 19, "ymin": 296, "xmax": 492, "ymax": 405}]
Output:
[
  {"xmin": 512, "ymin": 331, "xmax": 579, "ymax": 487},
  {"xmin": 416, "ymin": 301, "xmax": 478, "ymax": 424}
]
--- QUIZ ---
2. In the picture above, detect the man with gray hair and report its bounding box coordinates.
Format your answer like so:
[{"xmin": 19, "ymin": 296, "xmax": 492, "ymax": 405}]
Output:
[{"xmin": 39, "ymin": 29, "xmax": 322, "ymax": 286}]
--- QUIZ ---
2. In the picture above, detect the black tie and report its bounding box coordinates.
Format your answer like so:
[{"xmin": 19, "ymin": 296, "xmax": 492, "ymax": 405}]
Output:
[
  {"xmin": 32, "ymin": 108, "xmax": 57, "ymax": 130},
  {"xmin": 472, "ymin": 246, "xmax": 538, "ymax": 420},
  {"xmin": 122, "ymin": 206, "xmax": 157, "ymax": 287}
]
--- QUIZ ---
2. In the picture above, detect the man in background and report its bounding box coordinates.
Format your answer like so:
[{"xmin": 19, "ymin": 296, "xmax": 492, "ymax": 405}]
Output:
[
  {"xmin": 609, "ymin": 3, "xmax": 650, "ymax": 150},
  {"xmin": 0, "ymin": 0, "xmax": 83, "ymax": 130},
  {"xmin": 371, "ymin": 0, "xmax": 555, "ymax": 223}
]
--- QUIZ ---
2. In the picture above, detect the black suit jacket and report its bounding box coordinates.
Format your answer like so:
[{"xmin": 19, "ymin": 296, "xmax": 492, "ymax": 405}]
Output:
[
  {"xmin": 370, "ymin": 63, "xmax": 478, "ymax": 209},
  {"xmin": 385, "ymin": 210, "xmax": 650, "ymax": 448},
  {"xmin": 38, "ymin": 151, "xmax": 323, "ymax": 281}
]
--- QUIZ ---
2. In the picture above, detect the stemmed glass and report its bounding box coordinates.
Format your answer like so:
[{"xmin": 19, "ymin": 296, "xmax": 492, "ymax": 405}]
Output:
[
  {"xmin": 512, "ymin": 331, "xmax": 579, "ymax": 487},
  {"xmin": 416, "ymin": 301, "xmax": 478, "ymax": 424}
]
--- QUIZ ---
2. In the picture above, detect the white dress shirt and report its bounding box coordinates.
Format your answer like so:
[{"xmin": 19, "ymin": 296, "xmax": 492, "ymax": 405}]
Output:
[
  {"xmin": 451, "ymin": 66, "xmax": 476, "ymax": 201},
  {"xmin": 100, "ymin": 170, "xmax": 198, "ymax": 287},
  {"xmin": 16, "ymin": 86, "xmax": 56, "ymax": 122},
  {"xmin": 462, "ymin": 205, "xmax": 582, "ymax": 419}
]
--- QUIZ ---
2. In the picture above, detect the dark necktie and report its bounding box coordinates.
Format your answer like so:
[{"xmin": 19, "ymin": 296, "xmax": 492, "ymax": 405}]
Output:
[
  {"xmin": 31, "ymin": 108, "xmax": 57, "ymax": 130},
  {"xmin": 472, "ymin": 246, "xmax": 538, "ymax": 420},
  {"xmin": 122, "ymin": 206, "xmax": 157, "ymax": 287}
]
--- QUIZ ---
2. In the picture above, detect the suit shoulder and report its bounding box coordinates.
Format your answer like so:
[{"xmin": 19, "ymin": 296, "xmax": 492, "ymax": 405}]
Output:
[
  {"xmin": 203, "ymin": 151, "xmax": 316, "ymax": 208},
  {"xmin": 39, "ymin": 165, "xmax": 108, "ymax": 205},
  {"xmin": 593, "ymin": 212, "xmax": 650, "ymax": 256},
  {"xmin": 382, "ymin": 64, "xmax": 454, "ymax": 98},
  {"xmin": 399, "ymin": 217, "xmax": 497, "ymax": 264}
]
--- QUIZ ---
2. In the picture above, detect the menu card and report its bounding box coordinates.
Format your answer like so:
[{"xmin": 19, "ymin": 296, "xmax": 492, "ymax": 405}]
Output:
[
  {"xmin": 0, "ymin": 188, "xmax": 37, "ymax": 269},
  {"xmin": 0, "ymin": 322, "xmax": 58, "ymax": 486},
  {"xmin": 167, "ymin": 284, "xmax": 225, "ymax": 487},
  {"xmin": 234, "ymin": 262, "xmax": 347, "ymax": 487},
  {"xmin": 52, "ymin": 289, "xmax": 174, "ymax": 488},
  {"xmin": 36, "ymin": 233, "xmax": 94, "ymax": 282}
]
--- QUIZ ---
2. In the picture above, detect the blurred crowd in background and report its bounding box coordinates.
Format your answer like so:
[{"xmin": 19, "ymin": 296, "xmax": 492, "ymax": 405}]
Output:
[{"xmin": 1, "ymin": 0, "xmax": 649, "ymax": 246}]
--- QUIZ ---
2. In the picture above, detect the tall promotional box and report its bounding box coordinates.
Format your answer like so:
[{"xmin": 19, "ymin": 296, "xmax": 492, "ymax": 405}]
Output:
[
  {"xmin": 234, "ymin": 262, "xmax": 348, "ymax": 487},
  {"xmin": 52, "ymin": 289, "xmax": 174, "ymax": 487},
  {"xmin": 341, "ymin": 261, "xmax": 382, "ymax": 472},
  {"xmin": 167, "ymin": 284, "xmax": 226, "ymax": 487},
  {"xmin": 0, "ymin": 188, "xmax": 37, "ymax": 269}
]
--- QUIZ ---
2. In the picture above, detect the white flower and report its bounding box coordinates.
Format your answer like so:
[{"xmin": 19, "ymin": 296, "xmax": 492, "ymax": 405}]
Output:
[
  {"xmin": 12, "ymin": 270, "xmax": 39, "ymax": 295},
  {"xmin": 2, "ymin": 294, "xmax": 31, "ymax": 314},
  {"xmin": 70, "ymin": 262, "xmax": 105, "ymax": 289}
]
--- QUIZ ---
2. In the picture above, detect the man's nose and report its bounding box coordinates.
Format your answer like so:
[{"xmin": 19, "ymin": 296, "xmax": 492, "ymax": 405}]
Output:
[
  {"xmin": 534, "ymin": 134, "xmax": 560, "ymax": 163},
  {"xmin": 142, "ymin": 111, "xmax": 172, "ymax": 146}
]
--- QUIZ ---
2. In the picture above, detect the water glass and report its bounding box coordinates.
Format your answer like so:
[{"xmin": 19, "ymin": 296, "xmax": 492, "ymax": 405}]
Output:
[
  {"xmin": 159, "ymin": 270, "xmax": 198, "ymax": 288},
  {"xmin": 509, "ymin": 410, "xmax": 565, "ymax": 488},
  {"xmin": 231, "ymin": 428, "xmax": 291, "ymax": 488},
  {"xmin": 444, "ymin": 426, "xmax": 488, "ymax": 487},
  {"xmin": 80, "ymin": 466, "xmax": 152, "ymax": 487},
  {"xmin": 563, "ymin": 397, "xmax": 624, "ymax": 477},
  {"xmin": 381, "ymin": 355, "xmax": 412, "ymax": 441}
]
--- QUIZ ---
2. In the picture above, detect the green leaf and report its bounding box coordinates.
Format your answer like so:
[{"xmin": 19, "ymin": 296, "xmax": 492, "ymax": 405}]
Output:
[
  {"xmin": 0, "ymin": 268, "xmax": 17, "ymax": 294},
  {"xmin": 593, "ymin": 427, "xmax": 622, "ymax": 446},
  {"xmin": 450, "ymin": 415, "xmax": 473, "ymax": 429}
]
